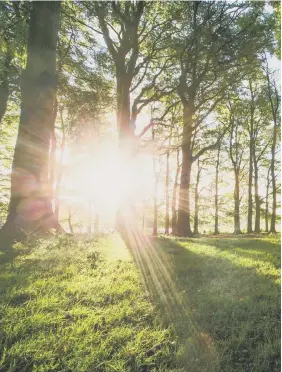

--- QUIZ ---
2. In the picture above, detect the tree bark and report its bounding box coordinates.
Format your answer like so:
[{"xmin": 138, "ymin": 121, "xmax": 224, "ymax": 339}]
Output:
[
  {"xmin": 193, "ymin": 158, "xmax": 201, "ymax": 235},
  {"xmin": 270, "ymin": 123, "xmax": 277, "ymax": 233},
  {"xmin": 177, "ymin": 105, "xmax": 193, "ymax": 237},
  {"xmin": 247, "ymin": 140, "xmax": 253, "ymax": 233},
  {"xmin": 233, "ymin": 170, "xmax": 241, "ymax": 234},
  {"xmin": 152, "ymin": 128, "xmax": 158, "ymax": 236},
  {"xmin": 171, "ymin": 148, "xmax": 180, "ymax": 235},
  {"xmin": 0, "ymin": 1, "xmax": 61, "ymax": 242},
  {"xmin": 0, "ymin": 53, "xmax": 11, "ymax": 124},
  {"xmin": 254, "ymin": 160, "xmax": 260, "ymax": 233},
  {"xmin": 265, "ymin": 167, "xmax": 271, "ymax": 233},
  {"xmin": 165, "ymin": 129, "xmax": 172, "ymax": 234},
  {"xmin": 214, "ymin": 144, "xmax": 221, "ymax": 234},
  {"xmin": 265, "ymin": 63, "xmax": 279, "ymax": 233}
]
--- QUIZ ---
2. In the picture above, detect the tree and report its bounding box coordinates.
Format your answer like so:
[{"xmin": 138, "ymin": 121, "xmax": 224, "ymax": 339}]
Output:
[
  {"xmin": 169, "ymin": 1, "xmax": 269, "ymax": 236},
  {"xmin": 227, "ymin": 99, "xmax": 248, "ymax": 234},
  {"xmin": 1, "ymin": 1, "xmax": 62, "ymax": 242},
  {"xmin": 214, "ymin": 142, "xmax": 221, "ymax": 234},
  {"xmin": 264, "ymin": 61, "xmax": 280, "ymax": 233},
  {"xmin": 0, "ymin": 1, "xmax": 29, "ymax": 124}
]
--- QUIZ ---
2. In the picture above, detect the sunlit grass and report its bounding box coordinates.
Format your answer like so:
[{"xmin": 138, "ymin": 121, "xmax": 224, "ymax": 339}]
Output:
[{"xmin": 0, "ymin": 233, "xmax": 280, "ymax": 371}]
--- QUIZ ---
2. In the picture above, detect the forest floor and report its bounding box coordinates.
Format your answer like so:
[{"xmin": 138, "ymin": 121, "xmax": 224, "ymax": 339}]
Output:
[{"xmin": 0, "ymin": 233, "xmax": 280, "ymax": 372}]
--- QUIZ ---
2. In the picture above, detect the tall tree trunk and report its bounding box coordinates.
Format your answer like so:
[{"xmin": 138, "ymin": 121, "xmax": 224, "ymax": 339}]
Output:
[
  {"xmin": 247, "ymin": 140, "xmax": 253, "ymax": 233},
  {"xmin": 0, "ymin": 1, "xmax": 61, "ymax": 242},
  {"xmin": 0, "ymin": 53, "xmax": 11, "ymax": 124},
  {"xmin": 165, "ymin": 129, "xmax": 172, "ymax": 234},
  {"xmin": 115, "ymin": 71, "xmax": 134, "ymax": 233},
  {"xmin": 171, "ymin": 148, "xmax": 180, "ymax": 235},
  {"xmin": 265, "ymin": 62, "xmax": 279, "ymax": 233},
  {"xmin": 265, "ymin": 167, "xmax": 271, "ymax": 233},
  {"xmin": 270, "ymin": 123, "xmax": 277, "ymax": 233},
  {"xmin": 177, "ymin": 105, "xmax": 193, "ymax": 237},
  {"xmin": 234, "ymin": 170, "xmax": 241, "ymax": 234},
  {"xmin": 152, "ymin": 128, "xmax": 158, "ymax": 236},
  {"xmin": 247, "ymin": 81, "xmax": 255, "ymax": 233},
  {"xmin": 214, "ymin": 144, "xmax": 220, "ymax": 234},
  {"xmin": 254, "ymin": 160, "xmax": 260, "ymax": 233},
  {"xmin": 193, "ymin": 158, "xmax": 200, "ymax": 235}
]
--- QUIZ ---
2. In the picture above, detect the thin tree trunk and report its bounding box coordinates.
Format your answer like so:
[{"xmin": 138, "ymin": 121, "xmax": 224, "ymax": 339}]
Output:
[
  {"xmin": 265, "ymin": 167, "xmax": 271, "ymax": 232},
  {"xmin": 0, "ymin": 53, "xmax": 11, "ymax": 124},
  {"xmin": 254, "ymin": 160, "xmax": 260, "ymax": 233},
  {"xmin": 172, "ymin": 148, "xmax": 180, "ymax": 235},
  {"xmin": 194, "ymin": 158, "xmax": 201, "ymax": 235},
  {"xmin": 270, "ymin": 125, "xmax": 277, "ymax": 233},
  {"xmin": 152, "ymin": 128, "xmax": 158, "ymax": 236},
  {"xmin": 234, "ymin": 170, "xmax": 241, "ymax": 234},
  {"xmin": 165, "ymin": 129, "xmax": 172, "ymax": 234},
  {"xmin": 177, "ymin": 105, "xmax": 193, "ymax": 237},
  {"xmin": 265, "ymin": 61, "xmax": 279, "ymax": 233},
  {"xmin": 247, "ymin": 141, "xmax": 253, "ymax": 233},
  {"xmin": 0, "ymin": 1, "xmax": 61, "ymax": 242},
  {"xmin": 214, "ymin": 144, "xmax": 220, "ymax": 234},
  {"xmin": 67, "ymin": 207, "xmax": 74, "ymax": 234}
]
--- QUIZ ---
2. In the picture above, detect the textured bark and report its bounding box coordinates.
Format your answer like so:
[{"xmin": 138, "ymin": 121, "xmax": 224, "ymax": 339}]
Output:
[
  {"xmin": 270, "ymin": 122, "xmax": 277, "ymax": 233},
  {"xmin": 0, "ymin": 1, "xmax": 61, "ymax": 242},
  {"xmin": 247, "ymin": 81, "xmax": 255, "ymax": 233},
  {"xmin": 254, "ymin": 160, "xmax": 260, "ymax": 233},
  {"xmin": 247, "ymin": 141, "xmax": 253, "ymax": 233},
  {"xmin": 165, "ymin": 129, "xmax": 172, "ymax": 234},
  {"xmin": 152, "ymin": 128, "xmax": 158, "ymax": 236},
  {"xmin": 265, "ymin": 64, "xmax": 279, "ymax": 233},
  {"xmin": 214, "ymin": 144, "xmax": 220, "ymax": 234},
  {"xmin": 177, "ymin": 105, "xmax": 193, "ymax": 237},
  {"xmin": 193, "ymin": 158, "xmax": 201, "ymax": 235},
  {"xmin": 0, "ymin": 53, "xmax": 11, "ymax": 124},
  {"xmin": 265, "ymin": 167, "xmax": 271, "ymax": 233},
  {"xmin": 171, "ymin": 148, "xmax": 180, "ymax": 235},
  {"xmin": 234, "ymin": 171, "xmax": 241, "ymax": 234}
]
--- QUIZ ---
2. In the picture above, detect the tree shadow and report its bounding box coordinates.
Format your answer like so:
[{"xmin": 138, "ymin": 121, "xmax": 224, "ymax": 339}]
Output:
[
  {"xmin": 122, "ymin": 230, "xmax": 280, "ymax": 372},
  {"xmin": 192, "ymin": 236, "xmax": 281, "ymax": 269}
]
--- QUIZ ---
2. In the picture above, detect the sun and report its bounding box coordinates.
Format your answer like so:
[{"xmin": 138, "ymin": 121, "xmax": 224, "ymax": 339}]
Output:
[{"xmin": 58, "ymin": 138, "xmax": 155, "ymax": 225}]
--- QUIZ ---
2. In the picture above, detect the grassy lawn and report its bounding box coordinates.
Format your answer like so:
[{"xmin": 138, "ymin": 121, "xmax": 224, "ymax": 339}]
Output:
[{"xmin": 0, "ymin": 233, "xmax": 280, "ymax": 371}]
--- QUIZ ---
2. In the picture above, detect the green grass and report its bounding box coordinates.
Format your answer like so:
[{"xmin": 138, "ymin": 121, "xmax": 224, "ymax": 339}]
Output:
[{"xmin": 0, "ymin": 233, "xmax": 280, "ymax": 371}]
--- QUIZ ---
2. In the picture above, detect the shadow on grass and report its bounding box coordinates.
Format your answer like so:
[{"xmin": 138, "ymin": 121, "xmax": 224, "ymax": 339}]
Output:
[
  {"xmin": 192, "ymin": 236, "xmax": 281, "ymax": 269},
  {"xmin": 122, "ymin": 230, "xmax": 280, "ymax": 372}
]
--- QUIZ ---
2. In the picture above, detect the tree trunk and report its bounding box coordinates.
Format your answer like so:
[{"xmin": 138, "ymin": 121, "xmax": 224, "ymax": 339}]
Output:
[
  {"xmin": 214, "ymin": 144, "xmax": 220, "ymax": 234},
  {"xmin": 67, "ymin": 207, "xmax": 74, "ymax": 234},
  {"xmin": 0, "ymin": 53, "xmax": 11, "ymax": 124},
  {"xmin": 152, "ymin": 128, "xmax": 158, "ymax": 236},
  {"xmin": 254, "ymin": 160, "xmax": 260, "ymax": 233},
  {"xmin": 265, "ymin": 167, "xmax": 270, "ymax": 232},
  {"xmin": 115, "ymin": 71, "xmax": 134, "ymax": 233},
  {"xmin": 247, "ymin": 140, "xmax": 253, "ymax": 233},
  {"xmin": 177, "ymin": 105, "xmax": 193, "ymax": 237},
  {"xmin": 165, "ymin": 130, "xmax": 172, "ymax": 234},
  {"xmin": 0, "ymin": 1, "xmax": 61, "ymax": 242},
  {"xmin": 234, "ymin": 170, "xmax": 241, "ymax": 234},
  {"xmin": 270, "ymin": 123, "xmax": 277, "ymax": 233},
  {"xmin": 193, "ymin": 158, "xmax": 200, "ymax": 235},
  {"xmin": 171, "ymin": 148, "xmax": 180, "ymax": 235},
  {"xmin": 265, "ymin": 62, "xmax": 278, "ymax": 233}
]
